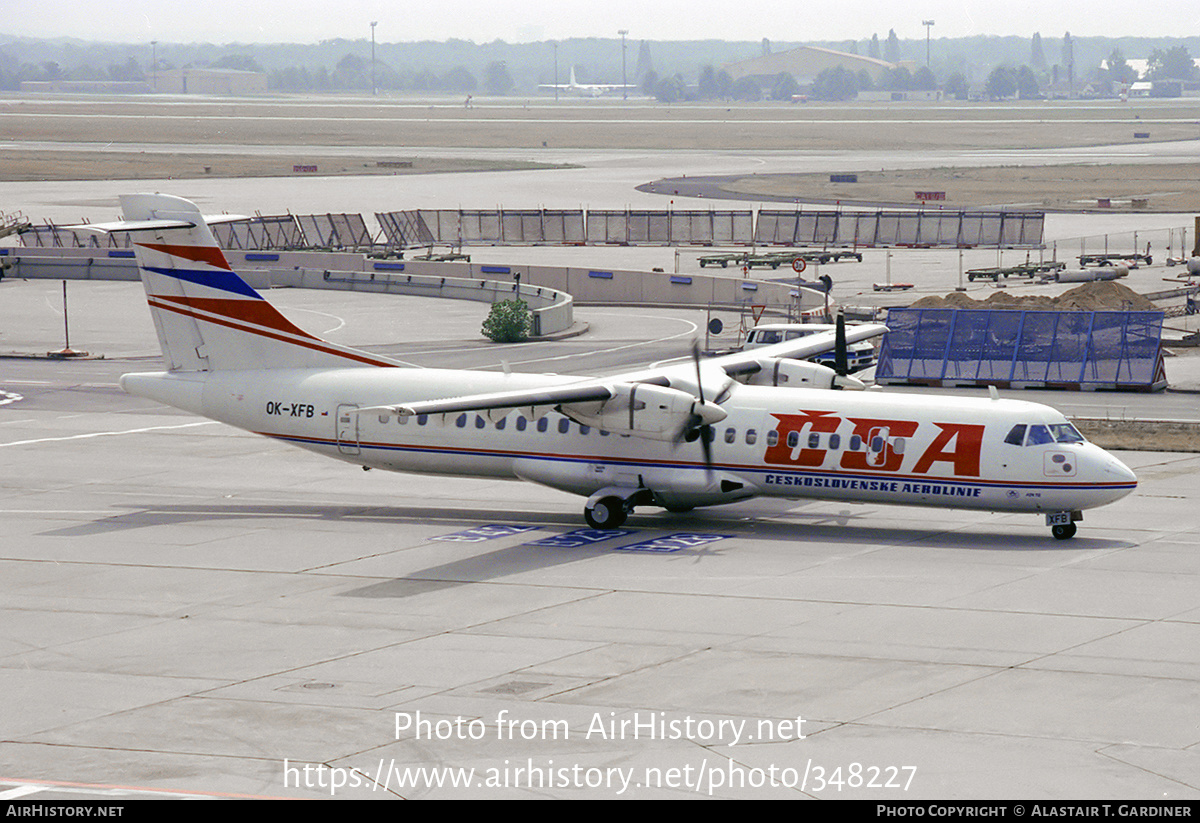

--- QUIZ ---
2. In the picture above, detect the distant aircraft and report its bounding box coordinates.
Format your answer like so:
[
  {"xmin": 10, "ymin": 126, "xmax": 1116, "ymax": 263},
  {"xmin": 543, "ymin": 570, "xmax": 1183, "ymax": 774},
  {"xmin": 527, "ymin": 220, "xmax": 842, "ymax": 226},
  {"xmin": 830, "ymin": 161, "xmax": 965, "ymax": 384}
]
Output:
[
  {"xmin": 94, "ymin": 194, "xmax": 1136, "ymax": 540},
  {"xmin": 538, "ymin": 67, "xmax": 636, "ymax": 98}
]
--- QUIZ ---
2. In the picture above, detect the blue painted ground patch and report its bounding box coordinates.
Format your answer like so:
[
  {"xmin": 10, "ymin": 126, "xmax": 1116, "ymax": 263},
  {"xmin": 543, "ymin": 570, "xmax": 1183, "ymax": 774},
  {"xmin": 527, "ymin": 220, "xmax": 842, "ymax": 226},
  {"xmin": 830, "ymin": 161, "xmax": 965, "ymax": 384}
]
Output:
[
  {"xmin": 525, "ymin": 528, "xmax": 632, "ymax": 548},
  {"xmin": 431, "ymin": 524, "xmax": 541, "ymax": 543},
  {"xmin": 612, "ymin": 533, "xmax": 733, "ymax": 553}
]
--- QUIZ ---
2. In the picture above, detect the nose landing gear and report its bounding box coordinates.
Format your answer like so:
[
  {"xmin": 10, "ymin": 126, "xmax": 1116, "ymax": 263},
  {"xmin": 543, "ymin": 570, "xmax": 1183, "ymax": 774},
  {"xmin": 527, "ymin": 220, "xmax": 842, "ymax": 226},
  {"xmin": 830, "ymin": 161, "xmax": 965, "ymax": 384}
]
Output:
[
  {"xmin": 1051, "ymin": 522, "xmax": 1077, "ymax": 540},
  {"xmin": 1047, "ymin": 511, "xmax": 1081, "ymax": 540}
]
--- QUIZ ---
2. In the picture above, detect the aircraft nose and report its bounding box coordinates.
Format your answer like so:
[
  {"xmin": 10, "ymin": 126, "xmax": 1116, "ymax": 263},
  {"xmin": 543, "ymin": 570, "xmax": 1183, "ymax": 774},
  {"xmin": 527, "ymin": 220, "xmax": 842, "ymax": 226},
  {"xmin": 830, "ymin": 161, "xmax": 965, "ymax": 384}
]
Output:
[
  {"xmin": 1095, "ymin": 449, "xmax": 1137, "ymax": 498},
  {"xmin": 1108, "ymin": 455, "xmax": 1137, "ymax": 487}
]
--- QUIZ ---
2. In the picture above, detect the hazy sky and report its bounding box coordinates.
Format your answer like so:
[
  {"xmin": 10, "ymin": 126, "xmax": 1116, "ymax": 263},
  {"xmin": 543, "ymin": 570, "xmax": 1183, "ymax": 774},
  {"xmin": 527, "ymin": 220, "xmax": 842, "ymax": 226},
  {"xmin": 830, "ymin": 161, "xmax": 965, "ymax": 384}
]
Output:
[{"xmin": 6, "ymin": 0, "xmax": 1199, "ymax": 45}]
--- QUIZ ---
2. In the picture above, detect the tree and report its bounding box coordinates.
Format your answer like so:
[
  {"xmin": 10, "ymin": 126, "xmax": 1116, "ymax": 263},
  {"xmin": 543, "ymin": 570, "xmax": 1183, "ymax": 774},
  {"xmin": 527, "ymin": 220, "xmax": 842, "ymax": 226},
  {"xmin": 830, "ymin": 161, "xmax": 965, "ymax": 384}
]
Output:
[
  {"xmin": 1061, "ymin": 32, "xmax": 1074, "ymax": 84},
  {"xmin": 481, "ymin": 299, "xmax": 531, "ymax": 343},
  {"xmin": 635, "ymin": 40, "xmax": 653, "ymax": 81},
  {"xmin": 770, "ymin": 71, "xmax": 800, "ymax": 101},
  {"xmin": 1104, "ymin": 49, "xmax": 1137, "ymax": 85},
  {"xmin": 441, "ymin": 66, "xmax": 477, "ymax": 91},
  {"xmin": 1031, "ymin": 33, "xmax": 1046, "ymax": 70},
  {"xmin": 868, "ymin": 34, "xmax": 881, "ymax": 60},
  {"xmin": 484, "ymin": 61, "xmax": 514, "ymax": 95},
  {"xmin": 212, "ymin": 54, "xmax": 264, "ymax": 73},
  {"xmin": 985, "ymin": 66, "xmax": 1017, "ymax": 100},
  {"xmin": 640, "ymin": 69, "xmax": 658, "ymax": 97},
  {"xmin": 812, "ymin": 66, "xmax": 859, "ymax": 100},
  {"xmin": 1016, "ymin": 65, "xmax": 1040, "ymax": 98},
  {"xmin": 913, "ymin": 66, "xmax": 937, "ymax": 91},
  {"xmin": 882, "ymin": 66, "xmax": 912, "ymax": 91},
  {"xmin": 653, "ymin": 74, "xmax": 686, "ymax": 103},
  {"xmin": 697, "ymin": 64, "xmax": 718, "ymax": 99},
  {"xmin": 944, "ymin": 72, "xmax": 969, "ymax": 99},
  {"xmin": 729, "ymin": 75, "xmax": 761, "ymax": 101},
  {"xmin": 107, "ymin": 57, "xmax": 144, "ymax": 82},
  {"xmin": 1147, "ymin": 46, "xmax": 1196, "ymax": 80},
  {"xmin": 884, "ymin": 29, "xmax": 900, "ymax": 63},
  {"xmin": 333, "ymin": 53, "xmax": 368, "ymax": 88}
]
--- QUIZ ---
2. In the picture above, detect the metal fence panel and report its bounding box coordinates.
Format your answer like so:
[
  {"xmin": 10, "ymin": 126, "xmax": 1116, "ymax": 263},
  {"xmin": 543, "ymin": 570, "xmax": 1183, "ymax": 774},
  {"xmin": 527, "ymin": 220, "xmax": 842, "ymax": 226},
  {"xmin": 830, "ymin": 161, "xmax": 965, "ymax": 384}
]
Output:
[{"xmin": 878, "ymin": 308, "xmax": 1164, "ymax": 389}]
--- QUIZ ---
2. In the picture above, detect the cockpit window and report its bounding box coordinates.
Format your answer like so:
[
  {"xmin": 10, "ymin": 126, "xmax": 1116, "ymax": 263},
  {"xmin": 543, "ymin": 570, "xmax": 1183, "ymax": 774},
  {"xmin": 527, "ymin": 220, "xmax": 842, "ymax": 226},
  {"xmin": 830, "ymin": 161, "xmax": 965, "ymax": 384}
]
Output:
[
  {"xmin": 1049, "ymin": 423, "xmax": 1085, "ymax": 443},
  {"xmin": 1026, "ymin": 424, "xmax": 1054, "ymax": 446},
  {"xmin": 1006, "ymin": 422, "xmax": 1087, "ymax": 447}
]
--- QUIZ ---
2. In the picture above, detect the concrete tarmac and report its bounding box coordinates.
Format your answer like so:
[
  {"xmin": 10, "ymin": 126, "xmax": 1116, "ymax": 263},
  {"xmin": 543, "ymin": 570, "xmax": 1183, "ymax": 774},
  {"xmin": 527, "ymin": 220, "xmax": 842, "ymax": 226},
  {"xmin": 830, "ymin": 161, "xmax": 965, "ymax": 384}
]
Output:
[{"xmin": 2, "ymin": 279, "xmax": 1198, "ymax": 799}]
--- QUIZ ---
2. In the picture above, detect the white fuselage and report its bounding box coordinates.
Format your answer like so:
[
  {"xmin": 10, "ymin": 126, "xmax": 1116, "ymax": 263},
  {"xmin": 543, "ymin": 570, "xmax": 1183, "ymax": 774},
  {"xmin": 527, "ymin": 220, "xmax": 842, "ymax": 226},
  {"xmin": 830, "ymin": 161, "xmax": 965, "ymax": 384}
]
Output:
[{"xmin": 122, "ymin": 367, "xmax": 1138, "ymax": 516}]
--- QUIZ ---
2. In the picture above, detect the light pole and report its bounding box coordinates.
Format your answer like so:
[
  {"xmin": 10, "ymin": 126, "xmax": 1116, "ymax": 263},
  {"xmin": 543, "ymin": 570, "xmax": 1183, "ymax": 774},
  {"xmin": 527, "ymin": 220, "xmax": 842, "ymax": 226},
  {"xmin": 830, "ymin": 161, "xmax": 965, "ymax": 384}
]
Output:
[
  {"xmin": 552, "ymin": 40, "xmax": 558, "ymax": 102},
  {"xmin": 150, "ymin": 40, "xmax": 157, "ymax": 91},
  {"xmin": 922, "ymin": 20, "xmax": 934, "ymax": 67},
  {"xmin": 370, "ymin": 21, "xmax": 378, "ymax": 95},
  {"xmin": 618, "ymin": 29, "xmax": 628, "ymax": 100}
]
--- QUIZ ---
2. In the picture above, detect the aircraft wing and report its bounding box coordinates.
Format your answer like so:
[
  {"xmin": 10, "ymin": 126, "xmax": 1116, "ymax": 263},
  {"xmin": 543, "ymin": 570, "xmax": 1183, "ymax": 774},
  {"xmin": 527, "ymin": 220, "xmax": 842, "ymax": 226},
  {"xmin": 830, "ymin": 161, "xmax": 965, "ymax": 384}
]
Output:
[
  {"xmin": 708, "ymin": 323, "xmax": 888, "ymax": 377},
  {"xmin": 357, "ymin": 374, "xmax": 723, "ymax": 441},
  {"xmin": 359, "ymin": 381, "xmax": 614, "ymax": 418},
  {"xmin": 353, "ymin": 322, "xmax": 886, "ymax": 434}
]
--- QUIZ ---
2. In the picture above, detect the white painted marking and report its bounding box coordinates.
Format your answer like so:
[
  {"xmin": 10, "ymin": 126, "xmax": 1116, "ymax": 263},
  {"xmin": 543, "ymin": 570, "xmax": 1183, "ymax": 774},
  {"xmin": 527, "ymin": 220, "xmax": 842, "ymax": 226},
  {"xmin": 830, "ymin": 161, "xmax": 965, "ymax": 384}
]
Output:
[{"xmin": 0, "ymin": 421, "xmax": 218, "ymax": 448}]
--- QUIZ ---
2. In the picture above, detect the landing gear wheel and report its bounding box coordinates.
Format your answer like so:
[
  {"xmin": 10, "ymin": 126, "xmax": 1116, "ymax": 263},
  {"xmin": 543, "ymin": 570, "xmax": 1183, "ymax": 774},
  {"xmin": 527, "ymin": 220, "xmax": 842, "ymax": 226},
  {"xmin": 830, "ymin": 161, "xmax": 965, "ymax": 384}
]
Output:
[
  {"xmin": 1051, "ymin": 522, "xmax": 1077, "ymax": 540},
  {"xmin": 663, "ymin": 504, "xmax": 694, "ymax": 514},
  {"xmin": 585, "ymin": 496, "xmax": 627, "ymax": 529}
]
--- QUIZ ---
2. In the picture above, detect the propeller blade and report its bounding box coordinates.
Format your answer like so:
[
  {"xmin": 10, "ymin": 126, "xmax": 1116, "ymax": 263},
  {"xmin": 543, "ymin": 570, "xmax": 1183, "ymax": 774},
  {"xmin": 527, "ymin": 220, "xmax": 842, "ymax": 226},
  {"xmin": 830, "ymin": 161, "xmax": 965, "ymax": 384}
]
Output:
[{"xmin": 834, "ymin": 312, "xmax": 849, "ymax": 377}]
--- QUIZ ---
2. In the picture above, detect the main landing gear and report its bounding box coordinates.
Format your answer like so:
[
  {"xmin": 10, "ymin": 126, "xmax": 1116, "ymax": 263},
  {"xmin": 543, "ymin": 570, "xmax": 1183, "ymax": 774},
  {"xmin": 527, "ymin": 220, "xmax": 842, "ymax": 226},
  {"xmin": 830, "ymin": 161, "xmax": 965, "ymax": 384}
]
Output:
[
  {"xmin": 584, "ymin": 496, "xmax": 628, "ymax": 529},
  {"xmin": 583, "ymin": 487, "xmax": 657, "ymax": 529}
]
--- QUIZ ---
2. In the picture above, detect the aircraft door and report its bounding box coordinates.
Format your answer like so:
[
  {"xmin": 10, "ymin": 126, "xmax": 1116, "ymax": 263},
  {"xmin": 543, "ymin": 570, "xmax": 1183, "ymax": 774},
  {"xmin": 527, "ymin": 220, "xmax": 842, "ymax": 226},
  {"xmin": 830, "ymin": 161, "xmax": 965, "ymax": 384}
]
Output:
[{"xmin": 336, "ymin": 404, "xmax": 361, "ymax": 455}]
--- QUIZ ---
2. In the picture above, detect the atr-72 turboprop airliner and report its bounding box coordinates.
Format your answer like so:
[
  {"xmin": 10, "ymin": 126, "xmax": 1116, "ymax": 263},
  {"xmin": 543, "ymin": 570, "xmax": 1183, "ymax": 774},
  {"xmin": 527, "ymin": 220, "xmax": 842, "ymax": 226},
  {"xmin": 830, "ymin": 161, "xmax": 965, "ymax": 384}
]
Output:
[{"xmin": 95, "ymin": 194, "xmax": 1136, "ymax": 540}]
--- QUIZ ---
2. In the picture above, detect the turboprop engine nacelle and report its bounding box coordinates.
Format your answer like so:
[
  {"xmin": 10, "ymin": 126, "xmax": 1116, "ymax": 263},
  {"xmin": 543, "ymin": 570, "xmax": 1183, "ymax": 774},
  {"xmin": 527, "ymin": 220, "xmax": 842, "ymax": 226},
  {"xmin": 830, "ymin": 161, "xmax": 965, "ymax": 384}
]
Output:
[
  {"xmin": 561, "ymin": 382, "xmax": 726, "ymax": 441},
  {"xmin": 739, "ymin": 357, "xmax": 866, "ymax": 390}
]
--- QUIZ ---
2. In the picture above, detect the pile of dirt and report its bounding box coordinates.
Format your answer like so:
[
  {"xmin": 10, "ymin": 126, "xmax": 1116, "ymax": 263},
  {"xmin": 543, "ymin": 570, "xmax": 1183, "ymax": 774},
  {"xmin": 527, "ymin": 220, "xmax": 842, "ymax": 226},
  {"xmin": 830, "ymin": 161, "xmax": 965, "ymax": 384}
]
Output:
[{"xmin": 909, "ymin": 281, "xmax": 1157, "ymax": 312}]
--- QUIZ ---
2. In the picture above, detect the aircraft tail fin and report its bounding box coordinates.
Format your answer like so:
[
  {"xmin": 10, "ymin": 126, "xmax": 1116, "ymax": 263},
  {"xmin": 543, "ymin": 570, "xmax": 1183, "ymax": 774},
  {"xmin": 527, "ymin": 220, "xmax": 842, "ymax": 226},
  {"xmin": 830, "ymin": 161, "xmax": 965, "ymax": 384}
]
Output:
[{"xmin": 105, "ymin": 194, "xmax": 397, "ymax": 372}]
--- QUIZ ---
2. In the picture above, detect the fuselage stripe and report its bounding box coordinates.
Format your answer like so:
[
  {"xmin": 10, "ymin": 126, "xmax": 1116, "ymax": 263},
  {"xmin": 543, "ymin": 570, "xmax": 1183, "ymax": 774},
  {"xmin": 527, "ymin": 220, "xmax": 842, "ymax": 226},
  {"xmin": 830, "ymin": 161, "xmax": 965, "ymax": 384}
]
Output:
[{"xmin": 257, "ymin": 430, "xmax": 1137, "ymax": 491}]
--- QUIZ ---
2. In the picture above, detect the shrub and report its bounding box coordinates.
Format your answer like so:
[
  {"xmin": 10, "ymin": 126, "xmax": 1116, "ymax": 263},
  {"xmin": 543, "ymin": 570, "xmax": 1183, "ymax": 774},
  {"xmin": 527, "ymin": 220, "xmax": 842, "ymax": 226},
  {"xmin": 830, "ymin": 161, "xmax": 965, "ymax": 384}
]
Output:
[{"xmin": 481, "ymin": 298, "xmax": 531, "ymax": 343}]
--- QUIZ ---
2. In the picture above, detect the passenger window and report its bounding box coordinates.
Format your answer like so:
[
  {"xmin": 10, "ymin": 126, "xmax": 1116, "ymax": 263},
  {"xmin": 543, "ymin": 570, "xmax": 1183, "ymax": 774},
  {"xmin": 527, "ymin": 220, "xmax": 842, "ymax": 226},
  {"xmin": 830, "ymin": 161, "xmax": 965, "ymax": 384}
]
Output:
[
  {"xmin": 580, "ymin": 425, "xmax": 590, "ymax": 435},
  {"xmin": 745, "ymin": 429, "xmax": 757, "ymax": 445},
  {"xmin": 456, "ymin": 414, "xmax": 467, "ymax": 428},
  {"xmin": 786, "ymin": 431, "xmax": 799, "ymax": 448},
  {"xmin": 475, "ymin": 415, "xmax": 486, "ymax": 429},
  {"xmin": 516, "ymin": 416, "xmax": 527, "ymax": 431},
  {"xmin": 496, "ymin": 417, "xmax": 506, "ymax": 430},
  {"xmin": 829, "ymin": 434, "xmax": 841, "ymax": 450},
  {"xmin": 849, "ymin": 434, "xmax": 862, "ymax": 451},
  {"xmin": 767, "ymin": 431, "xmax": 778, "ymax": 447},
  {"xmin": 1004, "ymin": 424, "xmax": 1026, "ymax": 446},
  {"xmin": 378, "ymin": 414, "xmax": 389, "ymax": 424},
  {"xmin": 892, "ymin": 437, "xmax": 906, "ymax": 454},
  {"xmin": 558, "ymin": 418, "xmax": 570, "ymax": 434},
  {"xmin": 537, "ymin": 418, "xmax": 549, "ymax": 433},
  {"xmin": 808, "ymin": 432, "xmax": 820, "ymax": 449},
  {"xmin": 870, "ymin": 436, "xmax": 884, "ymax": 453},
  {"xmin": 398, "ymin": 414, "xmax": 408, "ymax": 425},
  {"xmin": 725, "ymin": 428, "xmax": 736, "ymax": 444},
  {"xmin": 417, "ymin": 414, "xmax": 428, "ymax": 426}
]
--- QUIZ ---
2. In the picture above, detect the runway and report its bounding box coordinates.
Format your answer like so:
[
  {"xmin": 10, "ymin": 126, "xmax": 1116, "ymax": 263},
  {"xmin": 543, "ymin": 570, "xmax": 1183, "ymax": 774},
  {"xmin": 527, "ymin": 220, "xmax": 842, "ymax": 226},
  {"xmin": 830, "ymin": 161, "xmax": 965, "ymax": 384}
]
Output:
[{"xmin": 2, "ymin": 278, "xmax": 1199, "ymax": 799}]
